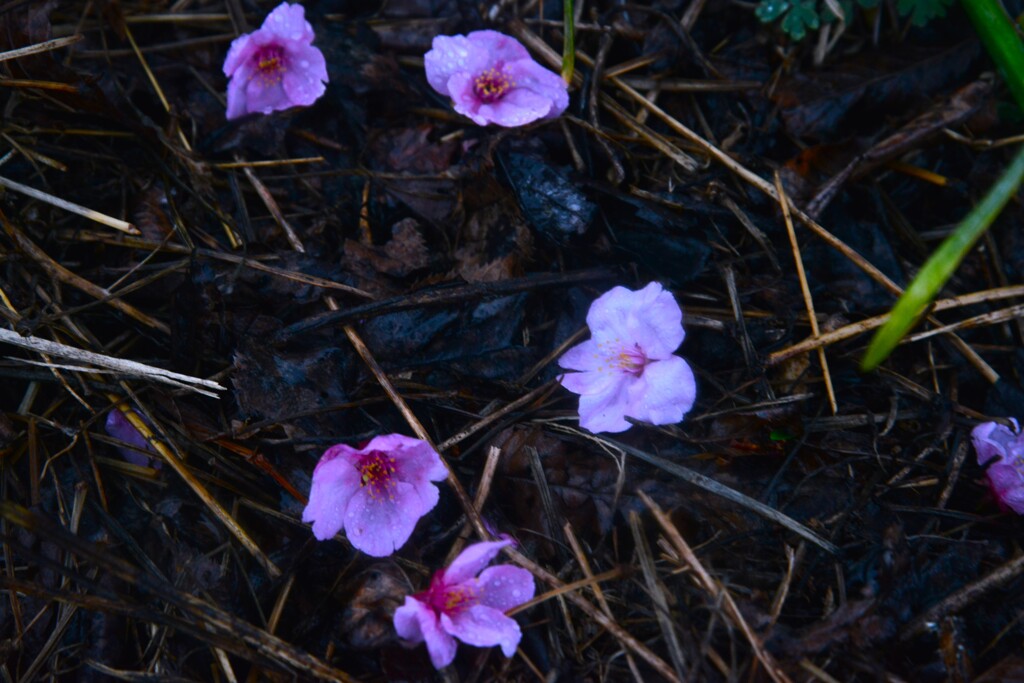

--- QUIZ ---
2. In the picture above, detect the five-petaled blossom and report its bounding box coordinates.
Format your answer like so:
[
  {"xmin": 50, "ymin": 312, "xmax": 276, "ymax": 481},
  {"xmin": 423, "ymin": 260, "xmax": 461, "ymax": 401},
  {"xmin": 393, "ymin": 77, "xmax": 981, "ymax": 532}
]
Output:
[
  {"xmin": 558, "ymin": 282, "xmax": 697, "ymax": 433},
  {"xmin": 223, "ymin": 2, "xmax": 328, "ymax": 120},
  {"xmin": 972, "ymin": 419, "xmax": 1024, "ymax": 514},
  {"xmin": 424, "ymin": 30, "xmax": 568, "ymax": 127},
  {"xmin": 393, "ymin": 539, "xmax": 535, "ymax": 669},
  {"xmin": 302, "ymin": 434, "xmax": 447, "ymax": 557}
]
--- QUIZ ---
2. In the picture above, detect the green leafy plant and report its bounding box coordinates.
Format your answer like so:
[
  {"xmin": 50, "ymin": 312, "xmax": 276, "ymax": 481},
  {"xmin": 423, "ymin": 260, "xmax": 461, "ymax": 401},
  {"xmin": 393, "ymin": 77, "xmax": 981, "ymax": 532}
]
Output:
[{"xmin": 756, "ymin": 0, "xmax": 952, "ymax": 40}]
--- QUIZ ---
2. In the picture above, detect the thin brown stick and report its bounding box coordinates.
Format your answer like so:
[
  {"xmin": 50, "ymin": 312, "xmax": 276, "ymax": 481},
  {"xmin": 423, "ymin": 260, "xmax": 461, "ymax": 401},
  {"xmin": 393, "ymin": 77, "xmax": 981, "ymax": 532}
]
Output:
[
  {"xmin": 640, "ymin": 491, "xmax": 794, "ymax": 683},
  {"xmin": 774, "ymin": 172, "xmax": 837, "ymax": 415},
  {"xmin": 437, "ymin": 381, "xmax": 557, "ymax": 452},
  {"xmin": 0, "ymin": 175, "xmax": 137, "ymax": 234},
  {"xmin": 0, "ymin": 328, "xmax": 224, "ymax": 396},
  {"xmin": 107, "ymin": 392, "xmax": 281, "ymax": 578},
  {"xmin": 0, "ymin": 35, "xmax": 83, "ymax": 62},
  {"xmin": 903, "ymin": 551, "xmax": 1024, "ymax": 638},
  {"xmin": 768, "ymin": 285, "xmax": 1024, "ymax": 364},
  {"xmin": 239, "ymin": 160, "xmax": 306, "ymax": 252},
  {"xmin": 1, "ymin": 211, "xmax": 170, "ymax": 334}
]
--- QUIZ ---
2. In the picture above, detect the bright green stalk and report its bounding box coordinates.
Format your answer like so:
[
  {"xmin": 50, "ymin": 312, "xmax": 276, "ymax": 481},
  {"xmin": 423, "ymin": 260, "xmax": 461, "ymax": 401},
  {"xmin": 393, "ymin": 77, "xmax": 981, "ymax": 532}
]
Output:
[
  {"xmin": 860, "ymin": 0, "xmax": 1024, "ymax": 371},
  {"xmin": 861, "ymin": 144, "xmax": 1024, "ymax": 371},
  {"xmin": 562, "ymin": 0, "xmax": 575, "ymax": 83},
  {"xmin": 961, "ymin": 0, "xmax": 1024, "ymax": 112}
]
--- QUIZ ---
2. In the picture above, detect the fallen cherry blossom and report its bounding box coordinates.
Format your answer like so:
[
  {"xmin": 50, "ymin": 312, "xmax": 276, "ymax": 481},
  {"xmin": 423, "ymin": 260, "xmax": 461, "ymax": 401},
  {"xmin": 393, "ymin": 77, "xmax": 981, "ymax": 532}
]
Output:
[
  {"xmin": 558, "ymin": 282, "xmax": 697, "ymax": 433},
  {"xmin": 223, "ymin": 2, "xmax": 328, "ymax": 120},
  {"xmin": 393, "ymin": 539, "xmax": 534, "ymax": 668},
  {"xmin": 972, "ymin": 419, "xmax": 1024, "ymax": 514},
  {"xmin": 425, "ymin": 30, "xmax": 568, "ymax": 127},
  {"xmin": 302, "ymin": 434, "xmax": 447, "ymax": 557}
]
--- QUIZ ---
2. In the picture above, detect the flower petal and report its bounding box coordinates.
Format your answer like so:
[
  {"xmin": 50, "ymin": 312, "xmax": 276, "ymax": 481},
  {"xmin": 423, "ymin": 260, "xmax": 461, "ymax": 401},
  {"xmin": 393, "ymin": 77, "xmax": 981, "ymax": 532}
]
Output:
[
  {"xmin": 281, "ymin": 44, "xmax": 328, "ymax": 107},
  {"xmin": 972, "ymin": 421, "xmax": 1020, "ymax": 466},
  {"xmin": 343, "ymin": 482, "xmax": 423, "ymax": 557},
  {"xmin": 242, "ymin": 76, "xmax": 289, "ymax": 115},
  {"xmin": 223, "ymin": 33, "xmax": 253, "ymax": 77},
  {"xmin": 424, "ymin": 34, "xmax": 491, "ymax": 97},
  {"xmin": 504, "ymin": 58, "xmax": 569, "ymax": 119},
  {"xmin": 577, "ymin": 378, "xmax": 633, "ymax": 433},
  {"xmin": 558, "ymin": 339, "xmax": 601, "ymax": 372},
  {"xmin": 371, "ymin": 434, "xmax": 448, "ymax": 484},
  {"xmin": 586, "ymin": 283, "xmax": 684, "ymax": 359},
  {"xmin": 441, "ymin": 604, "xmax": 523, "ymax": 657},
  {"xmin": 394, "ymin": 596, "xmax": 459, "ymax": 669},
  {"xmin": 559, "ymin": 368, "xmax": 618, "ymax": 397},
  {"xmin": 302, "ymin": 454, "xmax": 362, "ymax": 541},
  {"xmin": 465, "ymin": 30, "xmax": 530, "ymax": 65},
  {"xmin": 444, "ymin": 540, "xmax": 512, "ymax": 584},
  {"xmin": 474, "ymin": 87, "xmax": 553, "ymax": 127},
  {"xmin": 104, "ymin": 410, "xmax": 158, "ymax": 468},
  {"xmin": 261, "ymin": 2, "xmax": 314, "ymax": 44},
  {"xmin": 475, "ymin": 565, "xmax": 535, "ymax": 611},
  {"xmin": 625, "ymin": 355, "xmax": 696, "ymax": 426}
]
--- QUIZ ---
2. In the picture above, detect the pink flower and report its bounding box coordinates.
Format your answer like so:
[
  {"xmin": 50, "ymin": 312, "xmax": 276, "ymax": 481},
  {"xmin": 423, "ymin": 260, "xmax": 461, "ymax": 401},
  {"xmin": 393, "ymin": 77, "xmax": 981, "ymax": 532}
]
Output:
[
  {"xmin": 972, "ymin": 419, "xmax": 1024, "ymax": 514},
  {"xmin": 424, "ymin": 30, "xmax": 568, "ymax": 127},
  {"xmin": 105, "ymin": 410, "xmax": 160, "ymax": 469},
  {"xmin": 558, "ymin": 282, "xmax": 697, "ymax": 433},
  {"xmin": 301, "ymin": 434, "xmax": 447, "ymax": 557},
  {"xmin": 393, "ymin": 539, "xmax": 535, "ymax": 669},
  {"xmin": 223, "ymin": 2, "xmax": 328, "ymax": 120}
]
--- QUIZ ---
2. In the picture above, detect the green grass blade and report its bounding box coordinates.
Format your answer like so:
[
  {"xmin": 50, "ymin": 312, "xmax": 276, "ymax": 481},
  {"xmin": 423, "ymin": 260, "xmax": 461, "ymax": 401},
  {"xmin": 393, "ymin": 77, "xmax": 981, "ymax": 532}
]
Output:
[
  {"xmin": 562, "ymin": 0, "xmax": 575, "ymax": 83},
  {"xmin": 860, "ymin": 0, "xmax": 1024, "ymax": 371},
  {"xmin": 961, "ymin": 0, "xmax": 1024, "ymax": 112},
  {"xmin": 861, "ymin": 144, "xmax": 1024, "ymax": 371}
]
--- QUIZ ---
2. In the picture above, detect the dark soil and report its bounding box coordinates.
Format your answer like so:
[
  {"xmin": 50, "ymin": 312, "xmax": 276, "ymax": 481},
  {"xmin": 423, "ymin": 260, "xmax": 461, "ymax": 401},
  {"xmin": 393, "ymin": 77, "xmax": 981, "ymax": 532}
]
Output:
[{"xmin": 2, "ymin": 1, "xmax": 1024, "ymax": 681}]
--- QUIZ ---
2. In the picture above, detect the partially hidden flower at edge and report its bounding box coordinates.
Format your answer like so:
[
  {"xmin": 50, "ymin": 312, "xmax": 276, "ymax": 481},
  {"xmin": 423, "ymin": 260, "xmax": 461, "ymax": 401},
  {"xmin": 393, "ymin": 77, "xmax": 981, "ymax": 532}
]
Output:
[
  {"xmin": 558, "ymin": 282, "xmax": 697, "ymax": 434},
  {"xmin": 972, "ymin": 419, "xmax": 1024, "ymax": 514},
  {"xmin": 223, "ymin": 2, "xmax": 328, "ymax": 120},
  {"xmin": 301, "ymin": 434, "xmax": 447, "ymax": 557},
  {"xmin": 424, "ymin": 30, "xmax": 568, "ymax": 127},
  {"xmin": 393, "ymin": 539, "xmax": 535, "ymax": 669},
  {"xmin": 105, "ymin": 409, "xmax": 161, "ymax": 469}
]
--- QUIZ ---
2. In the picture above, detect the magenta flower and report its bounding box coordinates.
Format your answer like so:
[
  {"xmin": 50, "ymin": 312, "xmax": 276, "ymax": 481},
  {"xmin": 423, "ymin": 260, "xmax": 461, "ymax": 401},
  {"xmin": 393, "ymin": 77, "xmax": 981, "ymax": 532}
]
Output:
[
  {"xmin": 301, "ymin": 434, "xmax": 447, "ymax": 557},
  {"xmin": 393, "ymin": 539, "xmax": 535, "ymax": 669},
  {"xmin": 424, "ymin": 30, "xmax": 568, "ymax": 127},
  {"xmin": 223, "ymin": 2, "xmax": 328, "ymax": 120},
  {"xmin": 558, "ymin": 282, "xmax": 697, "ymax": 433},
  {"xmin": 972, "ymin": 419, "xmax": 1024, "ymax": 514},
  {"xmin": 105, "ymin": 409, "xmax": 160, "ymax": 469}
]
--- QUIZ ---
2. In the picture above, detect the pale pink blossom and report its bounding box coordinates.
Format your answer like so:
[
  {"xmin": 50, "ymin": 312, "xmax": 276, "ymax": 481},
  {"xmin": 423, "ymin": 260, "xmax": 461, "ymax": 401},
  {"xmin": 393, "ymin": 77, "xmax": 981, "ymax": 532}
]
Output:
[
  {"xmin": 223, "ymin": 2, "xmax": 328, "ymax": 120},
  {"xmin": 424, "ymin": 30, "xmax": 568, "ymax": 127},
  {"xmin": 393, "ymin": 539, "xmax": 534, "ymax": 669},
  {"xmin": 301, "ymin": 434, "xmax": 447, "ymax": 557},
  {"xmin": 559, "ymin": 282, "xmax": 697, "ymax": 433},
  {"xmin": 972, "ymin": 419, "xmax": 1024, "ymax": 514}
]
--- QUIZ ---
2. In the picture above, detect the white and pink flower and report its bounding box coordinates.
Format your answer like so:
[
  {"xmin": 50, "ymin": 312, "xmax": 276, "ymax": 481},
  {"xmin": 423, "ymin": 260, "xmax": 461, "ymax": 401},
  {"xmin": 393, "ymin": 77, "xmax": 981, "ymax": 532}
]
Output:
[
  {"xmin": 559, "ymin": 282, "xmax": 697, "ymax": 433},
  {"xmin": 302, "ymin": 434, "xmax": 446, "ymax": 557},
  {"xmin": 424, "ymin": 30, "xmax": 568, "ymax": 127},
  {"xmin": 223, "ymin": 2, "xmax": 328, "ymax": 120}
]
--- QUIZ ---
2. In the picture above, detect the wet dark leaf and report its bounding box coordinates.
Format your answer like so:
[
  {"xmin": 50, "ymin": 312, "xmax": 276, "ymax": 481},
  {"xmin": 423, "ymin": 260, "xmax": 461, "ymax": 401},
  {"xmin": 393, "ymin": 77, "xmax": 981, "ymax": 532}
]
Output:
[
  {"xmin": 499, "ymin": 152, "xmax": 596, "ymax": 244},
  {"xmin": 337, "ymin": 564, "xmax": 411, "ymax": 650},
  {"xmin": 773, "ymin": 41, "xmax": 979, "ymax": 140},
  {"xmin": 232, "ymin": 340, "xmax": 356, "ymax": 439}
]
